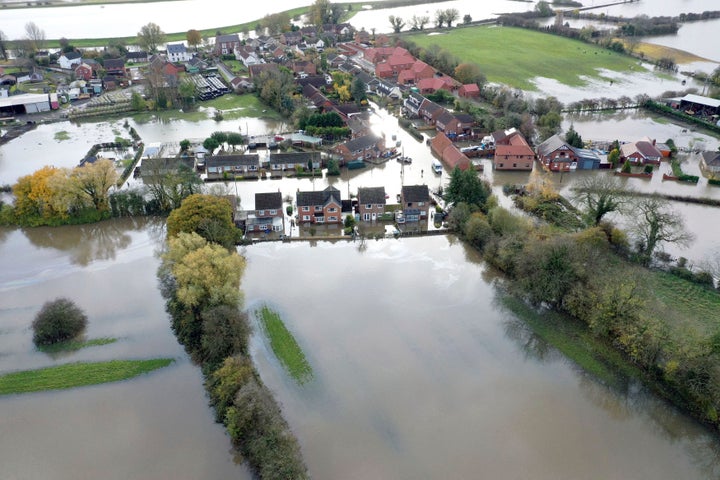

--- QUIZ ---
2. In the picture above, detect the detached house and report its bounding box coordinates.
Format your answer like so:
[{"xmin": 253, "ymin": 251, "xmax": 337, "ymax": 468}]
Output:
[
  {"xmin": 401, "ymin": 185, "xmax": 430, "ymax": 222},
  {"xmin": 435, "ymin": 111, "xmax": 474, "ymax": 138},
  {"xmin": 296, "ymin": 186, "xmax": 343, "ymax": 224},
  {"xmin": 280, "ymin": 31, "xmax": 303, "ymax": 46},
  {"xmin": 214, "ymin": 33, "xmax": 241, "ymax": 56},
  {"xmin": 246, "ymin": 192, "xmax": 284, "ymax": 233},
  {"xmin": 74, "ymin": 63, "xmax": 93, "ymax": 81},
  {"xmin": 459, "ymin": 83, "xmax": 480, "ymax": 98},
  {"xmin": 268, "ymin": 152, "xmax": 321, "ymax": 172},
  {"xmin": 537, "ymin": 134, "xmax": 602, "ymax": 171},
  {"xmin": 334, "ymin": 134, "xmax": 385, "ymax": 162},
  {"xmin": 59, "ymin": 51, "xmax": 82, "ymax": 70},
  {"xmin": 167, "ymin": 43, "xmax": 192, "ymax": 63},
  {"xmin": 357, "ymin": 186, "xmax": 386, "ymax": 221},
  {"xmin": 205, "ymin": 154, "xmax": 260, "ymax": 180},
  {"xmin": 493, "ymin": 128, "xmax": 534, "ymax": 171},
  {"xmin": 104, "ymin": 58, "xmax": 126, "ymax": 77},
  {"xmin": 418, "ymin": 99, "xmax": 445, "ymax": 125},
  {"xmin": 431, "ymin": 133, "xmax": 471, "ymax": 171},
  {"xmin": 234, "ymin": 46, "xmax": 263, "ymax": 67},
  {"xmin": 620, "ymin": 137, "xmax": 663, "ymax": 165},
  {"xmin": 697, "ymin": 150, "xmax": 720, "ymax": 174}
]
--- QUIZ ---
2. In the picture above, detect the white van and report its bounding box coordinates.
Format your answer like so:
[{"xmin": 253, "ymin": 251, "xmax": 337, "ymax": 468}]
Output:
[{"xmin": 432, "ymin": 160, "xmax": 443, "ymax": 174}]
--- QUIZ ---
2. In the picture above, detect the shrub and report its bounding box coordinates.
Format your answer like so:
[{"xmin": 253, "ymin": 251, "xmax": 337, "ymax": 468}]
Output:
[
  {"xmin": 643, "ymin": 164, "xmax": 654, "ymax": 174},
  {"xmin": 286, "ymin": 205, "xmax": 293, "ymax": 215},
  {"xmin": 32, "ymin": 298, "xmax": 88, "ymax": 346},
  {"xmin": 621, "ymin": 159, "xmax": 632, "ymax": 173}
]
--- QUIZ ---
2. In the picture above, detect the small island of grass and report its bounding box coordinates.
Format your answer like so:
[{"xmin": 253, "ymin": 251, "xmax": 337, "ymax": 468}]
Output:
[
  {"xmin": 256, "ymin": 306, "xmax": 313, "ymax": 384},
  {"xmin": 0, "ymin": 358, "xmax": 174, "ymax": 395},
  {"xmin": 37, "ymin": 337, "xmax": 118, "ymax": 354}
]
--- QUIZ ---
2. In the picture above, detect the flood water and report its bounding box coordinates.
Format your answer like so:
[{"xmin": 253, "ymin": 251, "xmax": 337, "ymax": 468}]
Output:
[
  {"xmin": 243, "ymin": 237, "xmax": 720, "ymax": 479},
  {"xmin": 0, "ymin": 218, "xmax": 252, "ymax": 479}
]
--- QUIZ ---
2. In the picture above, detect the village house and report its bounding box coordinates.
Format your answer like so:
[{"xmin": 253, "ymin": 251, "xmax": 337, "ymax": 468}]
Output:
[
  {"xmin": 126, "ymin": 51, "xmax": 149, "ymax": 64},
  {"xmin": 268, "ymin": 152, "xmax": 321, "ymax": 172},
  {"xmin": 418, "ymin": 99, "xmax": 445, "ymax": 125},
  {"xmin": 280, "ymin": 31, "xmax": 303, "ymax": 46},
  {"xmin": 296, "ymin": 186, "xmax": 343, "ymax": 224},
  {"xmin": 417, "ymin": 76, "xmax": 455, "ymax": 95},
  {"xmin": 397, "ymin": 60, "xmax": 435, "ymax": 86},
  {"xmin": 401, "ymin": 185, "xmax": 430, "ymax": 222},
  {"xmin": 431, "ymin": 133, "xmax": 471, "ymax": 171},
  {"xmin": 166, "ymin": 43, "xmax": 192, "ymax": 63},
  {"xmin": 234, "ymin": 45, "xmax": 263, "ymax": 67},
  {"xmin": 74, "ymin": 63, "xmax": 93, "ymax": 82},
  {"xmin": 357, "ymin": 186, "xmax": 387, "ymax": 221},
  {"xmin": 536, "ymin": 134, "xmax": 578, "ymax": 172},
  {"xmin": 403, "ymin": 92, "xmax": 425, "ymax": 118},
  {"xmin": 620, "ymin": 137, "xmax": 663, "ymax": 165},
  {"xmin": 458, "ymin": 83, "xmax": 480, "ymax": 98},
  {"xmin": 103, "ymin": 58, "xmax": 126, "ymax": 78},
  {"xmin": 205, "ymin": 154, "xmax": 260, "ymax": 180},
  {"xmin": 246, "ymin": 192, "xmax": 284, "ymax": 233},
  {"xmin": 214, "ymin": 33, "xmax": 241, "ymax": 56},
  {"xmin": 435, "ymin": 111, "xmax": 474, "ymax": 138},
  {"xmin": 58, "ymin": 51, "xmax": 82, "ymax": 70},
  {"xmin": 248, "ymin": 63, "xmax": 279, "ymax": 79},
  {"xmin": 290, "ymin": 60, "xmax": 317, "ymax": 76},
  {"xmin": 334, "ymin": 134, "xmax": 385, "ymax": 162},
  {"xmin": 697, "ymin": 150, "xmax": 720, "ymax": 175},
  {"xmin": 493, "ymin": 128, "xmax": 535, "ymax": 171}
]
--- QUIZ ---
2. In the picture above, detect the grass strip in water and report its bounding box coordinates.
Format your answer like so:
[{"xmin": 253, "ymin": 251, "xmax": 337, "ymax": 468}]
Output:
[
  {"xmin": 0, "ymin": 358, "xmax": 173, "ymax": 395},
  {"xmin": 256, "ymin": 306, "xmax": 312, "ymax": 384},
  {"xmin": 37, "ymin": 337, "xmax": 118, "ymax": 354},
  {"xmin": 501, "ymin": 295, "xmax": 644, "ymax": 387}
]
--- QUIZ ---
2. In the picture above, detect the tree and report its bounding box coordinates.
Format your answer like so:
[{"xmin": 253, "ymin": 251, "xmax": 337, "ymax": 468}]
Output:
[
  {"xmin": 186, "ymin": 29, "xmax": 202, "ymax": 50},
  {"xmin": 12, "ymin": 166, "xmax": 67, "ymax": 223},
  {"xmin": 351, "ymin": 77, "xmax": 367, "ymax": 104},
  {"xmin": 179, "ymin": 79, "xmax": 196, "ymax": 107},
  {"xmin": 226, "ymin": 132, "xmax": 244, "ymax": 151},
  {"xmin": 166, "ymin": 194, "xmax": 238, "ymax": 248},
  {"xmin": 389, "ymin": 15, "xmax": 405, "ymax": 33},
  {"xmin": 536, "ymin": 111, "xmax": 562, "ymax": 140},
  {"xmin": 410, "ymin": 15, "xmax": 430, "ymax": 30},
  {"xmin": 0, "ymin": 30, "xmax": 8, "ymax": 60},
  {"xmin": 203, "ymin": 137, "xmax": 220, "ymax": 152},
  {"xmin": 630, "ymin": 196, "xmax": 694, "ymax": 266},
  {"xmin": 261, "ymin": 12, "xmax": 291, "ymax": 36},
  {"xmin": 565, "ymin": 124, "xmax": 584, "ymax": 148},
  {"xmin": 32, "ymin": 298, "xmax": 88, "ymax": 346},
  {"xmin": 211, "ymin": 131, "xmax": 228, "ymax": 149},
  {"xmin": 24, "ymin": 22, "xmax": 45, "ymax": 52},
  {"xmin": 572, "ymin": 175, "xmax": 629, "ymax": 226},
  {"xmin": 464, "ymin": 213, "xmax": 493, "ymax": 249},
  {"xmin": 535, "ymin": 1, "xmax": 554, "ymax": 17},
  {"xmin": 144, "ymin": 164, "xmax": 202, "ymax": 212},
  {"xmin": 180, "ymin": 139, "xmax": 191, "ymax": 152},
  {"xmin": 607, "ymin": 148, "xmax": 620, "ymax": 168},
  {"xmin": 163, "ymin": 232, "xmax": 245, "ymax": 310},
  {"xmin": 445, "ymin": 167, "xmax": 492, "ymax": 210},
  {"xmin": 70, "ymin": 159, "xmax": 118, "ymax": 212},
  {"xmin": 454, "ymin": 63, "xmax": 486, "ymax": 87},
  {"xmin": 463, "ymin": 14, "xmax": 472, "ymax": 25},
  {"xmin": 444, "ymin": 8, "xmax": 460, "ymax": 27},
  {"xmin": 137, "ymin": 22, "xmax": 165, "ymax": 53},
  {"xmin": 310, "ymin": 0, "xmax": 343, "ymax": 26},
  {"xmin": 435, "ymin": 10, "xmax": 447, "ymax": 28}
]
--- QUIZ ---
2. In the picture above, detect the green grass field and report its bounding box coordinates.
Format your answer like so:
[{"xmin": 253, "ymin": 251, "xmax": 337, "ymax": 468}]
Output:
[
  {"xmin": 131, "ymin": 93, "xmax": 280, "ymax": 123},
  {"xmin": 0, "ymin": 358, "xmax": 173, "ymax": 395},
  {"xmin": 404, "ymin": 26, "xmax": 647, "ymax": 90},
  {"xmin": 256, "ymin": 306, "xmax": 313, "ymax": 384},
  {"xmin": 37, "ymin": 337, "xmax": 117, "ymax": 354}
]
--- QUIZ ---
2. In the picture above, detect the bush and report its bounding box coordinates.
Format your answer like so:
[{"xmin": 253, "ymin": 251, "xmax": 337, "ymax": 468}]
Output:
[
  {"xmin": 621, "ymin": 159, "xmax": 632, "ymax": 173},
  {"xmin": 32, "ymin": 298, "xmax": 88, "ymax": 346},
  {"xmin": 286, "ymin": 205, "xmax": 293, "ymax": 215},
  {"xmin": 643, "ymin": 164, "xmax": 654, "ymax": 174}
]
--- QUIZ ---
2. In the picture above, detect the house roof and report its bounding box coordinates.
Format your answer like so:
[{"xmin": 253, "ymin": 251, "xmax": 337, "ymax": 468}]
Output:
[
  {"xmin": 63, "ymin": 51, "xmax": 81, "ymax": 60},
  {"xmin": 621, "ymin": 139, "xmax": 662, "ymax": 159},
  {"xmin": 126, "ymin": 51, "xmax": 148, "ymax": 59},
  {"xmin": 681, "ymin": 93, "xmax": 720, "ymax": 109},
  {"xmin": 269, "ymin": 152, "xmax": 320, "ymax": 165},
  {"xmin": 248, "ymin": 63, "xmax": 279, "ymax": 77},
  {"xmin": 344, "ymin": 134, "xmax": 381, "ymax": 152},
  {"xmin": 358, "ymin": 187, "xmax": 386, "ymax": 205},
  {"xmin": 205, "ymin": 154, "xmax": 260, "ymax": 168},
  {"xmin": 701, "ymin": 151, "xmax": 720, "ymax": 166},
  {"xmin": 255, "ymin": 192, "xmax": 282, "ymax": 210},
  {"xmin": 536, "ymin": 134, "xmax": 571, "ymax": 157},
  {"xmin": 419, "ymin": 100, "xmax": 444, "ymax": 117},
  {"xmin": 402, "ymin": 185, "xmax": 429, "ymax": 203},
  {"xmin": 104, "ymin": 58, "xmax": 125, "ymax": 70},
  {"xmin": 460, "ymin": 83, "xmax": 480, "ymax": 93},
  {"xmin": 167, "ymin": 43, "xmax": 187, "ymax": 54},
  {"xmin": 216, "ymin": 34, "xmax": 240, "ymax": 44},
  {"xmin": 297, "ymin": 186, "xmax": 342, "ymax": 207},
  {"xmin": 496, "ymin": 144, "xmax": 535, "ymax": 157}
]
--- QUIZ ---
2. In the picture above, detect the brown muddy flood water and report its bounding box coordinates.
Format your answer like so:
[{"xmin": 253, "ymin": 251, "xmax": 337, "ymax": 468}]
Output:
[
  {"xmin": 243, "ymin": 237, "xmax": 720, "ymax": 479},
  {"xmin": 0, "ymin": 218, "xmax": 251, "ymax": 480}
]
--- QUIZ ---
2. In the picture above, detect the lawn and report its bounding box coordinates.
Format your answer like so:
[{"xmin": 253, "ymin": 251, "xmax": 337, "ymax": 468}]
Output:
[
  {"xmin": 404, "ymin": 26, "xmax": 647, "ymax": 90},
  {"xmin": 0, "ymin": 358, "xmax": 173, "ymax": 395},
  {"xmin": 37, "ymin": 337, "xmax": 117, "ymax": 354},
  {"xmin": 256, "ymin": 305, "xmax": 313, "ymax": 384},
  {"xmin": 131, "ymin": 93, "xmax": 281, "ymax": 123}
]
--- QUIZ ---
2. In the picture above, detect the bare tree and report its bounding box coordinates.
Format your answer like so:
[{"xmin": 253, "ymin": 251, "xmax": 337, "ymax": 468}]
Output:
[
  {"xmin": 24, "ymin": 22, "xmax": 45, "ymax": 52},
  {"xmin": 444, "ymin": 8, "xmax": 460, "ymax": 27},
  {"xmin": 572, "ymin": 175, "xmax": 630, "ymax": 226},
  {"xmin": 388, "ymin": 15, "xmax": 405, "ymax": 34},
  {"xmin": 629, "ymin": 196, "xmax": 694, "ymax": 266},
  {"xmin": 410, "ymin": 15, "xmax": 430, "ymax": 31},
  {"xmin": 434, "ymin": 10, "xmax": 447, "ymax": 28}
]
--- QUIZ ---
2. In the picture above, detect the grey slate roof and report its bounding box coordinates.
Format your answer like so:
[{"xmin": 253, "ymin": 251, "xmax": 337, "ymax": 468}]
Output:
[
  {"xmin": 205, "ymin": 154, "xmax": 260, "ymax": 168},
  {"xmin": 536, "ymin": 134, "xmax": 569, "ymax": 158},
  {"xmin": 269, "ymin": 152, "xmax": 320, "ymax": 165},
  {"xmin": 216, "ymin": 34, "xmax": 240, "ymax": 44},
  {"xmin": 64, "ymin": 51, "xmax": 81, "ymax": 60},
  {"xmin": 702, "ymin": 151, "xmax": 720, "ymax": 167},
  {"xmin": 255, "ymin": 192, "xmax": 282, "ymax": 210},
  {"xmin": 344, "ymin": 134, "xmax": 381, "ymax": 152},
  {"xmin": 297, "ymin": 186, "xmax": 342, "ymax": 207},
  {"xmin": 167, "ymin": 43, "xmax": 187, "ymax": 54},
  {"xmin": 402, "ymin": 185, "xmax": 429, "ymax": 203},
  {"xmin": 358, "ymin": 187, "xmax": 386, "ymax": 205}
]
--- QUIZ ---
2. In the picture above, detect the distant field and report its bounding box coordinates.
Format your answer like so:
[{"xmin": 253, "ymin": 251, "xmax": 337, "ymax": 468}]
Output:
[{"xmin": 404, "ymin": 26, "xmax": 647, "ymax": 90}]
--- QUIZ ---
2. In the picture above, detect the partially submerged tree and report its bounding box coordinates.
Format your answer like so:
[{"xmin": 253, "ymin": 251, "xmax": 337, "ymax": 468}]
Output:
[
  {"xmin": 389, "ymin": 15, "xmax": 405, "ymax": 34},
  {"xmin": 32, "ymin": 298, "xmax": 88, "ymax": 346},
  {"xmin": 572, "ymin": 175, "xmax": 629, "ymax": 226},
  {"xmin": 166, "ymin": 194, "xmax": 238, "ymax": 248},
  {"xmin": 444, "ymin": 8, "xmax": 460, "ymax": 27},
  {"xmin": 565, "ymin": 124, "xmax": 584, "ymax": 148},
  {"xmin": 137, "ymin": 22, "xmax": 165, "ymax": 53},
  {"xmin": 445, "ymin": 167, "xmax": 492, "ymax": 210},
  {"xmin": 630, "ymin": 196, "xmax": 694, "ymax": 266},
  {"xmin": 186, "ymin": 29, "xmax": 202, "ymax": 50}
]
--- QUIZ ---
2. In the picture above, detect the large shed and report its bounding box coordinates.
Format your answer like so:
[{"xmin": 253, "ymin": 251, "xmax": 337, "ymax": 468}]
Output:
[{"xmin": 0, "ymin": 93, "xmax": 51, "ymax": 115}]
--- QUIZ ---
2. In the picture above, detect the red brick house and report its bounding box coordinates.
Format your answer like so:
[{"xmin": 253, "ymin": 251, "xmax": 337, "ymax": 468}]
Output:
[
  {"xmin": 620, "ymin": 137, "xmax": 663, "ymax": 165},
  {"xmin": 435, "ymin": 111, "xmax": 474, "ymax": 138},
  {"xmin": 418, "ymin": 99, "xmax": 445, "ymax": 125},
  {"xmin": 103, "ymin": 58, "xmax": 126, "ymax": 77},
  {"xmin": 417, "ymin": 76, "xmax": 454, "ymax": 94},
  {"xmin": 431, "ymin": 133, "xmax": 471, "ymax": 171},
  {"xmin": 74, "ymin": 63, "xmax": 93, "ymax": 81},
  {"xmin": 492, "ymin": 128, "xmax": 534, "ymax": 171},
  {"xmin": 296, "ymin": 186, "xmax": 343, "ymax": 224},
  {"xmin": 357, "ymin": 186, "xmax": 386, "ymax": 221},
  {"xmin": 536, "ymin": 134, "xmax": 577, "ymax": 172},
  {"xmin": 375, "ymin": 63, "xmax": 393, "ymax": 78},
  {"xmin": 459, "ymin": 83, "xmax": 480, "ymax": 98},
  {"xmin": 214, "ymin": 34, "xmax": 241, "ymax": 56}
]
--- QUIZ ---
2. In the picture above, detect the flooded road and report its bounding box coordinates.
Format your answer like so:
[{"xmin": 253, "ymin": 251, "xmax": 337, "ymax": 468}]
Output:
[
  {"xmin": 0, "ymin": 218, "xmax": 252, "ymax": 480},
  {"xmin": 243, "ymin": 237, "xmax": 720, "ymax": 479}
]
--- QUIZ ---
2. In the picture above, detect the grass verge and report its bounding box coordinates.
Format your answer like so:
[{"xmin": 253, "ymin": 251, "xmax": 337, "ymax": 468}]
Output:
[
  {"xmin": 37, "ymin": 337, "xmax": 117, "ymax": 354},
  {"xmin": 0, "ymin": 358, "xmax": 173, "ymax": 395},
  {"xmin": 256, "ymin": 305, "xmax": 312, "ymax": 384},
  {"xmin": 404, "ymin": 26, "xmax": 647, "ymax": 90},
  {"xmin": 131, "ymin": 94, "xmax": 281, "ymax": 123}
]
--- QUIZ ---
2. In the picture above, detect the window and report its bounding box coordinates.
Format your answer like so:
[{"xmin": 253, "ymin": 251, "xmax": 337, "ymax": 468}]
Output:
[
  {"xmin": 302, "ymin": 215, "xmax": 310, "ymax": 221},
  {"xmin": 363, "ymin": 213, "xmax": 370, "ymax": 221},
  {"xmin": 513, "ymin": 163, "xmax": 517, "ymax": 168},
  {"xmin": 328, "ymin": 216, "xmax": 337, "ymax": 222},
  {"xmin": 258, "ymin": 210, "xmax": 265, "ymax": 216},
  {"xmin": 328, "ymin": 207, "xmax": 337, "ymax": 213},
  {"xmin": 418, "ymin": 202, "xmax": 424, "ymax": 206},
  {"xmin": 302, "ymin": 206, "xmax": 310, "ymax": 212},
  {"xmin": 376, "ymin": 204, "xmax": 383, "ymax": 209},
  {"xmin": 366, "ymin": 204, "xmax": 372, "ymax": 209},
  {"xmin": 269, "ymin": 209, "xmax": 277, "ymax": 215},
  {"xmin": 499, "ymin": 163, "xmax": 504, "ymax": 168},
  {"xmin": 315, "ymin": 206, "xmax": 322, "ymax": 212}
]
